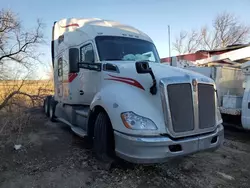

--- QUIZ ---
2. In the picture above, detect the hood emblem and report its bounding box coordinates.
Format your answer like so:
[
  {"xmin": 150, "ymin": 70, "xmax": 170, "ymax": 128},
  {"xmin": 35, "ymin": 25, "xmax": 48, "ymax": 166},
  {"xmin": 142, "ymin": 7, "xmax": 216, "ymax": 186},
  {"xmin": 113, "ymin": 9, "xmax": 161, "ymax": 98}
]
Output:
[{"xmin": 192, "ymin": 79, "xmax": 198, "ymax": 92}]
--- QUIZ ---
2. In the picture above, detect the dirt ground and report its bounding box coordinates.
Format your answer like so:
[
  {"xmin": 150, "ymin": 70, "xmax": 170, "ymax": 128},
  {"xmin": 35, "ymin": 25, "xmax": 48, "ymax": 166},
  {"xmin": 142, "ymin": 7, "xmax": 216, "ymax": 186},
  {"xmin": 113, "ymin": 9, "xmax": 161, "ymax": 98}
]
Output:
[{"xmin": 0, "ymin": 108, "xmax": 250, "ymax": 188}]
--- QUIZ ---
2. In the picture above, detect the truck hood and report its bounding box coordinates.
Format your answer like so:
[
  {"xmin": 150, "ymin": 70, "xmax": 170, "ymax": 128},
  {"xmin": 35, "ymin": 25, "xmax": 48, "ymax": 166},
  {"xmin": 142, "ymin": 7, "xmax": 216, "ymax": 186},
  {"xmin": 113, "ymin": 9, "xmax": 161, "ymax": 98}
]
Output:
[{"xmin": 104, "ymin": 61, "xmax": 213, "ymax": 85}]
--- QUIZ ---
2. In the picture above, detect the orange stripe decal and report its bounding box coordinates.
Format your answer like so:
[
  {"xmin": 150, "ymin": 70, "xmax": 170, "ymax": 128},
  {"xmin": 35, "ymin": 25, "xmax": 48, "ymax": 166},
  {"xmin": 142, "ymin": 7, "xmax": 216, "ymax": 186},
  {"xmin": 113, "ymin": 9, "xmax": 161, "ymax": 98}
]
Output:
[
  {"xmin": 68, "ymin": 73, "xmax": 78, "ymax": 82},
  {"xmin": 61, "ymin": 23, "xmax": 79, "ymax": 28},
  {"xmin": 105, "ymin": 74, "xmax": 144, "ymax": 90}
]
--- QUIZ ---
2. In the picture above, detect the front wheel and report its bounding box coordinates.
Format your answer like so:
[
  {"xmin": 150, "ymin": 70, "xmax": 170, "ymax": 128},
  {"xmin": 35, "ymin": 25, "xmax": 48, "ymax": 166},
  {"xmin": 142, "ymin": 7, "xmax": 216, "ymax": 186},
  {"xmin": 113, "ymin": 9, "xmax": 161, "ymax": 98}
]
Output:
[{"xmin": 93, "ymin": 112, "xmax": 115, "ymax": 162}]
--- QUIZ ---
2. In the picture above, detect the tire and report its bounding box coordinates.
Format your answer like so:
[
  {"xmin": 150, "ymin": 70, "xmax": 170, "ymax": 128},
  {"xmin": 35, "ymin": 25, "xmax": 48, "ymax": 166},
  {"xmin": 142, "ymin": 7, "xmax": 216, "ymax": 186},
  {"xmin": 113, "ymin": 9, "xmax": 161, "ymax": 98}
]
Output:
[
  {"xmin": 43, "ymin": 99, "xmax": 46, "ymax": 113},
  {"xmin": 44, "ymin": 96, "xmax": 50, "ymax": 117},
  {"xmin": 93, "ymin": 112, "xmax": 115, "ymax": 162},
  {"xmin": 49, "ymin": 97, "xmax": 57, "ymax": 122}
]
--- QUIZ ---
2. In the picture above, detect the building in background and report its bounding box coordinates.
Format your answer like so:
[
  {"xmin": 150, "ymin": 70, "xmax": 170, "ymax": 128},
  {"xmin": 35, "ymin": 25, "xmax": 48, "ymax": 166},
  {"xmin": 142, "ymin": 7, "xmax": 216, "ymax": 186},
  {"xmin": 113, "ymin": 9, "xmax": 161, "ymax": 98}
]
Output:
[{"xmin": 161, "ymin": 44, "xmax": 250, "ymax": 67}]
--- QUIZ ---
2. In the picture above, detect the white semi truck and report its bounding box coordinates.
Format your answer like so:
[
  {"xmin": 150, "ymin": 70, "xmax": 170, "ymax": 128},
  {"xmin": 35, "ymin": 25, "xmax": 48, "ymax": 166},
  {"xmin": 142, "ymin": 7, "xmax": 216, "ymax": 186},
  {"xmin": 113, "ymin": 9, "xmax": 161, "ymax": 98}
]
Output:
[{"xmin": 43, "ymin": 18, "xmax": 224, "ymax": 164}]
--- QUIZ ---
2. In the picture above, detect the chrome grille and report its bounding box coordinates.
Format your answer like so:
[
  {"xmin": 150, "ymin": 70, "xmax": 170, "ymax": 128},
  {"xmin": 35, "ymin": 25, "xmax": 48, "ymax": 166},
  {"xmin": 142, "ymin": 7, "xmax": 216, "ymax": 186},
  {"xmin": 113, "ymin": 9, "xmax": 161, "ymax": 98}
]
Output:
[
  {"xmin": 160, "ymin": 76, "xmax": 217, "ymax": 138},
  {"xmin": 198, "ymin": 84, "xmax": 216, "ymax": 129},
  {"xmin": 167, "ymin": 84, "xmax": 194, "ymax": 132}
]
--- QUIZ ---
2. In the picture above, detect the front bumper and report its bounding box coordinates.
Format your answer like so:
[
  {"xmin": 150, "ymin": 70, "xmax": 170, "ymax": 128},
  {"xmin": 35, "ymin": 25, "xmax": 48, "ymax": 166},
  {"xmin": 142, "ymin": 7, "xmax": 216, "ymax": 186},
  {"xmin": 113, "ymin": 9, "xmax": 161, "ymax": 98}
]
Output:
[{"xmin": 114, "ymin": 124, "xmax": 224, "ymax": 164}]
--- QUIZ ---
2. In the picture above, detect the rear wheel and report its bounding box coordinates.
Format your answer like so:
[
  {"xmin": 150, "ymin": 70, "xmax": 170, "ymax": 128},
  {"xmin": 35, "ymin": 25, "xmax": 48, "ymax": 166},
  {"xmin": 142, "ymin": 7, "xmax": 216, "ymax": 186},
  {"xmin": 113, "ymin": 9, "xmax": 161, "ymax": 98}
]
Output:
[
  {"xmin": 49, "ymin": 97, "xmax": 57, "ymax": 122},
  {"xmin": 93, "ymin": 112, "xmax": 115, "ymax": 162},
  {"xmin": 44, "ymin": 96, "xmax": 51, "ymax": 117}
]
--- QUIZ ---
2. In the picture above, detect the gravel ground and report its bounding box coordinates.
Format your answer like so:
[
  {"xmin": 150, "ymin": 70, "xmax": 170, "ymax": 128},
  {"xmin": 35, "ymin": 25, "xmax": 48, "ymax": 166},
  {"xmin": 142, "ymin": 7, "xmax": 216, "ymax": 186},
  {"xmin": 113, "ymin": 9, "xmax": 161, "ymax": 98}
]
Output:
[{"xmin": 0, "ymin": 108, "xmax": 250, "ymax": 188}]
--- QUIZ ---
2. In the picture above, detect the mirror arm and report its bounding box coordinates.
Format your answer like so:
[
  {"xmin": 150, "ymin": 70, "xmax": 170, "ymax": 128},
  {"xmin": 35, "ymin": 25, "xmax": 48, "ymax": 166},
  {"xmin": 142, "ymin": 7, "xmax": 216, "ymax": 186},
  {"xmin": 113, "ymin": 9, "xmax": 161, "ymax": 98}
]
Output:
[
  {"xmin": 149, "ymin": 69, "xmax": 157, "ymax": 95},
  {"xmin": 135, "ymin": 61, "xmax": 157, "ymax": 95},
  {"xmin": 78, "ymin": 62, "xmax": 102, "ymax": 72}
]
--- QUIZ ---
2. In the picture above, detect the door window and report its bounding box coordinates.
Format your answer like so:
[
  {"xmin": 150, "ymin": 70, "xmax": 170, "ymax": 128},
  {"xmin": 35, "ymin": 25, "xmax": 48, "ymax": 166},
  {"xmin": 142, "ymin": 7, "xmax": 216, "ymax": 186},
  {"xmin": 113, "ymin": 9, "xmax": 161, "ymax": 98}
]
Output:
[{"xmin": 80, "ymin": 43, "xmax": 95, "ymax": 63}]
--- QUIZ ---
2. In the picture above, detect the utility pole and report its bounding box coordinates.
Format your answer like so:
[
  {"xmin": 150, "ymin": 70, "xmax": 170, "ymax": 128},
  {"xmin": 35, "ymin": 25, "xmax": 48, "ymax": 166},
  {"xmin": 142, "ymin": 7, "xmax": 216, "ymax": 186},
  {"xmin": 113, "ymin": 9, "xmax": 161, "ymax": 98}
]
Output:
[{"xmin": 168, "ymin": 25, "xmax": 172, "ymax": 66}]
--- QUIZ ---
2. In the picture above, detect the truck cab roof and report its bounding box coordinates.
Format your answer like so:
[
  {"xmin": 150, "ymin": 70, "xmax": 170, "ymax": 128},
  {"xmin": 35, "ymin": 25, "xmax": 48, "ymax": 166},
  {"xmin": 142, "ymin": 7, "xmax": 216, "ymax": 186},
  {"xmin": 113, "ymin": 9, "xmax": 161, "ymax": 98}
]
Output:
[{"xmin": 53, "ymin": 18, "xmax": 153, "ymax": 43}]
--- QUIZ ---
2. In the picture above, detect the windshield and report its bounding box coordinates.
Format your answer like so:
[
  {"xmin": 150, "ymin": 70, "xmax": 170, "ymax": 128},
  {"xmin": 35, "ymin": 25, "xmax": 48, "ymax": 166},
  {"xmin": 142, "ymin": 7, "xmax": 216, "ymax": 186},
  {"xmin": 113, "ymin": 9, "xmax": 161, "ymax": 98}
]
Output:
[{"xmin": 95, "ymin": 36, "xmax": 160, "ymax": 63}]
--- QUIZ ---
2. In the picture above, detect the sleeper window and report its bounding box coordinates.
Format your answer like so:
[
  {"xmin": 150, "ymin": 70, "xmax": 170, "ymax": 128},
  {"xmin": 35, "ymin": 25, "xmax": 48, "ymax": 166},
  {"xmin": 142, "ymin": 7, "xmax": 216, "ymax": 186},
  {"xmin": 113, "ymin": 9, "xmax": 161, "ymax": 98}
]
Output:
[{"xmin": 58, "ymin": 58, "xmax": 63, "ymax": 77}]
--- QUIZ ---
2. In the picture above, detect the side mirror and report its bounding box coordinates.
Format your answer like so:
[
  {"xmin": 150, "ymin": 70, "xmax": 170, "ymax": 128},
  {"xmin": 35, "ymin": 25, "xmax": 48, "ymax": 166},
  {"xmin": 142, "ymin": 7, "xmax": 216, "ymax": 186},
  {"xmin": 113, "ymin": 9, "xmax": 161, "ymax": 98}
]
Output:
[
  {"xmin": 135, "ymin": 61, "xmax": 157, "ymax": 95},
  {"xmin": 135, "ymin": 61, "xmax": 151, "ymax": 74},
  {"xmin": 69, "ymin": 48, "xmax": 79, "ymax": 73}
]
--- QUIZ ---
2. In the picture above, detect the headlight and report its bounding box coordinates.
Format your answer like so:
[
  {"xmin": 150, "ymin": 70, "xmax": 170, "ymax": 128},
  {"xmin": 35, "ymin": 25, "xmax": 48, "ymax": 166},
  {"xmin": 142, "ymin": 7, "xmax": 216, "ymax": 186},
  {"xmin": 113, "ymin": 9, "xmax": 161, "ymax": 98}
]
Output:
[
  {"xmin": 121, "ymin": 111, "xmax": 157, "ymax": 130},
  {"xmin": 216, "ymin": 107, "xmax": 223, "ymax": 124}
]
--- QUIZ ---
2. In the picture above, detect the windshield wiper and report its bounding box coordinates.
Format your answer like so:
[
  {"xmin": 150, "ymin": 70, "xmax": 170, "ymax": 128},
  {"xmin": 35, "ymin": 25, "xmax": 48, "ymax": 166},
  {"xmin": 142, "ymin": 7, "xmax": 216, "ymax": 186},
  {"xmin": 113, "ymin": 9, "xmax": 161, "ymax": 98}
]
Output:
[
  {"xmin": 104, "ymin": 58, "xmax": 156, "ymax": 62},
  {"xmin": 104, "ymin": 58, "xmax": 123, "ymax": 61},
  {"xmin": 137, "ymin": 60, "xmax": 155, "ymax": 63}
]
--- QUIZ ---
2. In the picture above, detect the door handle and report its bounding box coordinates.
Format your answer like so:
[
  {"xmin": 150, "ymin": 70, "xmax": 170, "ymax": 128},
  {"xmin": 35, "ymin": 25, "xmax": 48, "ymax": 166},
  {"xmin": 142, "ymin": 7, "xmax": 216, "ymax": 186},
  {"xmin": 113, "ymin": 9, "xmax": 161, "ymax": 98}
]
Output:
[{"xmin": 79, "ymin": 90, "xmax": 84, "ymax": 95}]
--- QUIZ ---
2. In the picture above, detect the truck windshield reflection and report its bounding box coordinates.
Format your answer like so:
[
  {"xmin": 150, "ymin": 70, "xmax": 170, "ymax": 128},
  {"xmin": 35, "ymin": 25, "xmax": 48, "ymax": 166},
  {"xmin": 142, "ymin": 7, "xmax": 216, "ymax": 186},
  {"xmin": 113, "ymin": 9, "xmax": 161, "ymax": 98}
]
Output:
[{"xmin": 95, "ymin": 36, "xmax": 160, "ymax": 63}]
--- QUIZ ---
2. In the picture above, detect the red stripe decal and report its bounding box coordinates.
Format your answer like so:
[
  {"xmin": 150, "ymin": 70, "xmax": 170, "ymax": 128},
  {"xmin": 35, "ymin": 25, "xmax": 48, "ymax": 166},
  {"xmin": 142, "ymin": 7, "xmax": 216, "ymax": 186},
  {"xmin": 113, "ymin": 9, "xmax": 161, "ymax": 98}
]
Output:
[
  {"xmin": 105, "ymin": 74, "xmax": 144, "ymax": 90},
  {"xmin": 68, "ymin": 73, "xmax": 78, "ymax": 82},
  {"xmin": 61, "ymin": 23, "xmax": 79, "ymax": 28}
]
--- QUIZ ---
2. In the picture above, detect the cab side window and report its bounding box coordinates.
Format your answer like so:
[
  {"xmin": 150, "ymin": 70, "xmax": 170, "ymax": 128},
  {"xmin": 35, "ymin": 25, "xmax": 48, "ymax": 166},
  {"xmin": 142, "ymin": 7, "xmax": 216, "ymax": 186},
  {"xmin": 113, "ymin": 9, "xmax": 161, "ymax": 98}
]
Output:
[
  {"xmin": 58, "ymin": 57, "xmax": 63, "ymax": 76},
  {"xmin": 80, "ymin": 43, "xmax": 95, "ymax": 63}
]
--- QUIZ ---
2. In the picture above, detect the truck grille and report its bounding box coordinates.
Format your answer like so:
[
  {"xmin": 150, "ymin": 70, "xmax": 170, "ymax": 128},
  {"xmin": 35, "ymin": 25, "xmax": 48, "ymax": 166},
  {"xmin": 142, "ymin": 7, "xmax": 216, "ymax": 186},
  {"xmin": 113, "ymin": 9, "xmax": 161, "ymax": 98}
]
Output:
[
  {"xmin": 160, "ymin": 77, "xmax": 217, "ymax": 138},
  {"xmin": 198, "ymin": 84, "xmax": 216, "ymax": 129},
  {"xmin": 167, "ymin": 84, "xmax": 194, "ymax": 132}
]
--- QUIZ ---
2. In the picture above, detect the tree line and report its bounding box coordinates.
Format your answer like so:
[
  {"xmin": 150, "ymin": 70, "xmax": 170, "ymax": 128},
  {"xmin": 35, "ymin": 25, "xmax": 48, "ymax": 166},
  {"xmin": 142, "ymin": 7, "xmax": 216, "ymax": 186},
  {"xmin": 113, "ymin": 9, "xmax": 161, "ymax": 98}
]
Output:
[{"xmin": 172, "ymin": 12, "xmax": 250, "ymax": 55}]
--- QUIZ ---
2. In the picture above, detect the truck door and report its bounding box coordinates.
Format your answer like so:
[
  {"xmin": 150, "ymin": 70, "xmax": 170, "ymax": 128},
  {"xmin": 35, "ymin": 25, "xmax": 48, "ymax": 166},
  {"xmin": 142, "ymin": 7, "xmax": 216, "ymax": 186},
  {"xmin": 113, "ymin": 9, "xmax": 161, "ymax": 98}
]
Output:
[{"xmin": 78, "ymin": 43, "xmax": 101, "ymax": 104}]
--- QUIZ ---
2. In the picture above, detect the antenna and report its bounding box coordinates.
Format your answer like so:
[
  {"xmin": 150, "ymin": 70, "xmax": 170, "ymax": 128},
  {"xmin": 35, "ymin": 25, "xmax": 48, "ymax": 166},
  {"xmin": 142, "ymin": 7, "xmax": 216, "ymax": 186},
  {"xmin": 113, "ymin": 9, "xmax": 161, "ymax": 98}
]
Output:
[{"xmin": 168, "ymin": 25, "xmax": 171, "ymax": 66}]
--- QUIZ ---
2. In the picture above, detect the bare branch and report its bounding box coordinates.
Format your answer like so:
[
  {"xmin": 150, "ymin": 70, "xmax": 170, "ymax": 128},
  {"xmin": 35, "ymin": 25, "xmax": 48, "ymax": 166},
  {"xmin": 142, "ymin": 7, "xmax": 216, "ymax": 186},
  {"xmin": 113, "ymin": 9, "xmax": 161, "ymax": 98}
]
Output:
[
  {"xmin": 173, "ymin": 31, "xmax": 188, "ymax": 54},
  {"xmin": 0, "ymin": 90, "xmax": 44, "ymax": 110},
  {"xmin": 173, "ymin": 12, "xmax": 250, "ymax": 55},
  {"xmin": 0, "ymin": 9, "xmax": 47, "ymax": 113},
  {"xmin": 173, "ymin": 30, "xmax": 203, "ymax": 54},
  {"xmin": 0, "ymin": 10, "xmax": 44, "ymax": 67}
]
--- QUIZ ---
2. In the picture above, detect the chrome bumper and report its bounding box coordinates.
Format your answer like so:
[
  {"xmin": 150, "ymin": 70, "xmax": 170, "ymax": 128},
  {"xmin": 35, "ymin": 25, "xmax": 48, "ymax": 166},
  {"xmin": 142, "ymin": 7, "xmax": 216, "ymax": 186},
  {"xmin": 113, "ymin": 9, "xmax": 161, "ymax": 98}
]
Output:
[{"xmin": 114, "ymin": 124, "xmax": 224, "ymax": 164}]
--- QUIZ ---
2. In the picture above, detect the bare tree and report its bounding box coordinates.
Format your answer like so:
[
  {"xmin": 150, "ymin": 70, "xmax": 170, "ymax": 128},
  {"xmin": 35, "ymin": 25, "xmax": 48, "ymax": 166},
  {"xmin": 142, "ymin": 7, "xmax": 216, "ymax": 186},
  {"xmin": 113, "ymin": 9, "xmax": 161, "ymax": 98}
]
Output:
[
  {"xmin": 44, "ymin": 60, "xmax": 54, "ymax": 81},
  {"xmin": 173, "ymin": 31, "xmax": 187, "ymax": 55},
  {"xmin": 0, "ymin": 9, "xmax": 46, "ymax": 111},
  {"xmin": 173, "ymin": 30, "xmax": 203, "ymax": 54},
  {"xmin": 173, "ymin": 12, "xmax": 250, "ymax": 54},
  {"xmin": 0, "ymin": 9, "xmax": 44, "ymax": 67}
]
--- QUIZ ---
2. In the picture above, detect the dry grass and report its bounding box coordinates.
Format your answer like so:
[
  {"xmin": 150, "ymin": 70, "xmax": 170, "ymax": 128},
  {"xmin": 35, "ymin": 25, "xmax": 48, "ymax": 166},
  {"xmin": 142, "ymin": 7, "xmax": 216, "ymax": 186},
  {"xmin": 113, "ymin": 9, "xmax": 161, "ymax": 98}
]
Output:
[
  {"xmin": 0, "ymin": 80, "xmax": 54, "ymax": 141},
  {"xmin": 0, "ymin": 110, "xmax": 31, "ymax": 144},
  {"xmin": 0, "ymin": 80, "xmax": 54, "ymax": 108}
]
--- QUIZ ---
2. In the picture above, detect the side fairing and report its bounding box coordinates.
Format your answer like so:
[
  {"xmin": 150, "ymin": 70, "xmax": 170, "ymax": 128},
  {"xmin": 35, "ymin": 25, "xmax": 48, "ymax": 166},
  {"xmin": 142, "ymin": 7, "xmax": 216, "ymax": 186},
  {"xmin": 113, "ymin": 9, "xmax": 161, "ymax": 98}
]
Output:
[{"xmin": 53, "ymin": 43, "xmax": 70, "ymax": 103}]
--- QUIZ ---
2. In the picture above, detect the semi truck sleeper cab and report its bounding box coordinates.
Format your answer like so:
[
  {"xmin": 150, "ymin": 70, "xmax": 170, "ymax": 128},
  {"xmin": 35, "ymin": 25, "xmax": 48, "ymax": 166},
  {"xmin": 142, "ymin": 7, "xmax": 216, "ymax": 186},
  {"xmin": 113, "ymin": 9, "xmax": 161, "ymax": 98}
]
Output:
[{"xmin": 44, "ymin": 18, "xmax": 224, "ymax": 163}]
